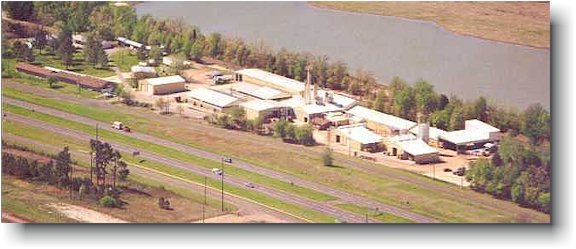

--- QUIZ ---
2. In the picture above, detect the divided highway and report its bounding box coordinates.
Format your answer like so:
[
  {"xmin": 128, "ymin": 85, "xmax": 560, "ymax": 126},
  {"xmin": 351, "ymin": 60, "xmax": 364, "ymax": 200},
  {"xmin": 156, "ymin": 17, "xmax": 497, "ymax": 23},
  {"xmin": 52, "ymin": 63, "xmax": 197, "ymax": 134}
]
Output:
[{"xmin": 3, "ymin": 97, "xmax": 438, "ymax": 223}]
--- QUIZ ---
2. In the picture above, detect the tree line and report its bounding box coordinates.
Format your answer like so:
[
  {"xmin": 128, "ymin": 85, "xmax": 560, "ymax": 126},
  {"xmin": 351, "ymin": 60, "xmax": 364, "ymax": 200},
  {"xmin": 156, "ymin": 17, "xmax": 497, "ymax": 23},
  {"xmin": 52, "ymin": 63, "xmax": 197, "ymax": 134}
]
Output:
[
  {"xmin": 465, "ymin": 136, "xmax": 550, "ymax": 213},
  {"xmin": 1, "ymin": 141, "xmax": 130, "ymax": 208}
]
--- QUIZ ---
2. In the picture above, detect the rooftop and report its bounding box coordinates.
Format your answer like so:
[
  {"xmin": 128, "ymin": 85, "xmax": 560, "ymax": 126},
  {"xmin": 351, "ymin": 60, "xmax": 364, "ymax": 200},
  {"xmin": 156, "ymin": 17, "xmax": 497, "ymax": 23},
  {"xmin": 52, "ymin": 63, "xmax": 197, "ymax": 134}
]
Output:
[
  {"xmin": 233, "ymin": 82, "xmax": 291, "ymax": 100},
  {"xmin": 131, "ymin": 65, "xmax": 156, "ymax": 74},
  {"xmin": 144, "ymin": 75, "xmax": 186, "ymax": 86},
  {"xmin": 338, "ymin": 124, "xmax": 383, "ymax": 145},
  {"xmin": 240, "ymin": 99, "xmax": 286, "ymax": 112},
  {"xmin": 347, "ymin": 106, "xmax": 416, "ymax": 131},
  {"xmin": 465, "ymin": 119, "xmax": 500, "ymax": 133},
  {"xmin": 439, "ymin": 130, "xmax": 491, "ymax": 146},
  {"xmin": 236, "ymin": 68, "xmax": 306, "ymax": 93},
  {"xmin": 397, "ymin": 139, "xmax": 439, "ymax": 156},
  {"xmin": 188, "ymin": 87, "xmax": 239, "ymax": 108}
]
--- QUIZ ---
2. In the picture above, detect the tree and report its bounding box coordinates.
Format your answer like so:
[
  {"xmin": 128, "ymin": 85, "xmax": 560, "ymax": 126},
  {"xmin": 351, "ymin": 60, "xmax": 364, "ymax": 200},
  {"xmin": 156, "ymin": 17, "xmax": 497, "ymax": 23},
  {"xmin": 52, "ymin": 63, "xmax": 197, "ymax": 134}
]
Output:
[
  {"xmin": 413, "ymin": 79, "xmax": 438, "ymax": 117},
  {"xmin": 190, "ymin": 35, "xmax": 205, "ymax": 62},
  {"xmin": 393, "ymin": 86, "xmax": 415, "ymax": 119},
  {"xmin": 148, "ymin": 46, "xmax": 163, "ymax": 65},
  {"xmin": 136, "ymin": 46, "xmax": 147, "ymax": 61},
  {"xmin": 56, "ymin": 29, "xmax": 74, "ymax": 68},
  {"xmin": 83, "ymin": 33, "xmax": 98, "ymax": 66},
  {"xmin": 3, "ymin": 1, "xmax": 35, "ymax": 21},
  {"xmin": 55, "ymin": 146, "xmax": 72, "ymax": 188},
  {"xmin": 205, "ymin": 33, "xmax": 222, "ymax": 58},
  {"xmin": 295, "ymin": 124, "xmax": 315, "ymax": 146},
  {"xmin": 95, "ymin": 43, "xmax": 108, "ymax": 68},
  {"xmin": 33, "ymin": 28, "xmax": 48, "ymax": 55},
  {"xmin": 47, "ymin": 77, "xmax": 58, "ymax": 89},
  {"xmin": 373, "ymin": 88, "xmax": 388, "ymax": 112},
  {"xmin": 472, "ymin": 96, "xmax": 488, "ymax": 121},
  {"xmin": 322, "ymin": 147, "xmax": 333, "ymax": 166},
  {"xmin": 155, "ymin": 97, "xmax": 170, "ymax": 114},
  {"xmin": 117, "ymin": 160, "xmax": 130, "ymax": 181},
  {"xmin": 521, "ymin": 103, "xmax": 550, "ymax": 146},
  {"xmin": 228, "ymin": 106, "xmax": 246, "ymax": 129},
  {"xmin": 273, "ymin": 119, "xmax": 289, "ymax": 138}
]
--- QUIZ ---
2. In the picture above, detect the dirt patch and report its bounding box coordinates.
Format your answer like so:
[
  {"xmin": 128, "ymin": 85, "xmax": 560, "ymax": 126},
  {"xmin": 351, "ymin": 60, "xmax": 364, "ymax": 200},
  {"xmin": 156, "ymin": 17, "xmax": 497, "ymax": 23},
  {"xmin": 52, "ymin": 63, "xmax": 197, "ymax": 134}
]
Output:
[
  {"xmin": 197, "ymin": 213, "xmax": 289, "ymax": 223},
  {"xmin": 47, "ymin": 203, "xmax": 128, "ymax": 223}
]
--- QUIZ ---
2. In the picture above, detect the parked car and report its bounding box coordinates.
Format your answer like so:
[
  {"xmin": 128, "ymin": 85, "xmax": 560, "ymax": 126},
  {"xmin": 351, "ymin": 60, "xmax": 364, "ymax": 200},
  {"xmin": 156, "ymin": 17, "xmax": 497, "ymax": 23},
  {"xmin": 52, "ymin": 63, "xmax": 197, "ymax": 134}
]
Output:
[
  {"xmin": 443, "ymin": 168, "xmax": 452, "ymax": 172},
  {"xmin": 453, "ymin": 167, "xmax": 466, "ymax": 176}
]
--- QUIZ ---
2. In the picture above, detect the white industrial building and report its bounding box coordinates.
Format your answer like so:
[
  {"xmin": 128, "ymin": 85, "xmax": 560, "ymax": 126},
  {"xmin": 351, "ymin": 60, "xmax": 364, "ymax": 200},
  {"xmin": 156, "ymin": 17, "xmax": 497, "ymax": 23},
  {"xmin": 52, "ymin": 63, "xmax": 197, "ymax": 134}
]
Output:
[
  {"xmin": 387, "ymin": 134, "xmax": 440, "ymax": 164},
  {"xmin": 235, "ymin": 68, "xmax": 306, "ymax": 94},
  {"xmin": 131, "ymin": 65, "xmax": 157, "ymax": 79},
  {"xmin": 438, "ymin": 119, "xmax": 501, "ymax": 152},
  {"xmin": 139, "ymin": 75, "xmax": 186, "ymax": 95},
  {"xmin": 333, "ymin": 124, "xmax": 383, "ymax": 153},
  {"xmin": 232, "ymin": 82, "xmax": 292, "ymax": 100},
  {"xmin": 239, "ymin": 99, "xmax": 291, "ymax": 121},
  {"xmin": 188, "ymin": 87, "xmax": 240, "ymax": 113}
]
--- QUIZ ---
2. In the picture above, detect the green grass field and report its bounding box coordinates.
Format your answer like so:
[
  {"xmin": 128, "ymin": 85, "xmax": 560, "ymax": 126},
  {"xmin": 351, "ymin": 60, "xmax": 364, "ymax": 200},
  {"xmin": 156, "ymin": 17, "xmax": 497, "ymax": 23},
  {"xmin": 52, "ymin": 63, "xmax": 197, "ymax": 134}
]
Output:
[
  {"xmin": 335, "ymin": 204, "xmax": 413, "ymax": 223},
  {"xmin": 2, "ymin": 119, "xmax": 336, "ymax": 223},
  {"xmin": 33, "ymin": 50, "xmax": 116, "ymax": 77},
  {"xmin": 109, "ymin": 49, "xmax": 139, "ymax": 72}
]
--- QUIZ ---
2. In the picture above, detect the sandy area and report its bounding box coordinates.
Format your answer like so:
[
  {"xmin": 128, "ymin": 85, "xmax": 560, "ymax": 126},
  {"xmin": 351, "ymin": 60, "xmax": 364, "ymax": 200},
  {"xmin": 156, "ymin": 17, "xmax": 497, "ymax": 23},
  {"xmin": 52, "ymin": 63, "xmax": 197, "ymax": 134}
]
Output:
[
  {"xmin": 47, "ymin": 203, "xmax": 128, "ymax": 223},
  {"xmin": 195, "ymin": 213, "xmax": 289, "ymax": 223}
]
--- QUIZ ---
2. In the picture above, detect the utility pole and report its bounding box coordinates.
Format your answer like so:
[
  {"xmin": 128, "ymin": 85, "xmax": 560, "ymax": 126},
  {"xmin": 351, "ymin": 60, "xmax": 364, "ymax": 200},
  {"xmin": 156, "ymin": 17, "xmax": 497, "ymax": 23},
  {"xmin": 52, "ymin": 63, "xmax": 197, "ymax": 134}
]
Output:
[
  {"xmin": 203, "ymin": 176, "xmax": 206, "ymax": 223},
  {"xmin": 348, "ymin": 128, "xmax": 351, "ymax": 157},
  {"xmin": 221, "ymin": 157, "xmax": 224, "ymax": 212},
  {"xmin": 96, "ymin": 123, "xmax": 99, "ymax": 141},
  {"xmin": 432, "ymin": 162, "xmax": 436, "ymax": 181},
  {"xmin": 69, "ymin": 163, "xmax": 73, "ymax": 200}
]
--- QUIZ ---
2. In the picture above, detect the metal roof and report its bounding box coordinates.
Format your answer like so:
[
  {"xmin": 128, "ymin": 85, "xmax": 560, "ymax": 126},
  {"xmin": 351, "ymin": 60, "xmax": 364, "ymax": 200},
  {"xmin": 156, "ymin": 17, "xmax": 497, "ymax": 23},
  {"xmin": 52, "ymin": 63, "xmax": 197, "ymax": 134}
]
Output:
[
  {"xmin": 338, "ymin": 124, "xmax": 383, "ymax": 145},
  {"xmin": 233, "ymin": 82, "xmax": 291, "ymax": 100},
  {"xmin": 439, "ymin": 130, "xmax": 491, "ymax": 146},
  {"xmin": 144, "ymin": 75, "xmax": 186, "ymax": 86},
  {"xmin": 131, "ymin": 65, "xmax": 156, "ymax": 74},
  {"xmin": 409, "ymin": 126, "xmax": 448, "ymax": 140},
  {"xmin": 236, "ymin": 68, "xmax": 306, "ymax": 93},
  {"xmin": 347, "ymin": 106, "xmax": 416, "ymax": 131},
  {"xmin": 465, "ymin": 119, "xmax": 500, "ymax": 133},
  {"xmin": 188, "ymin": 88, "xmax": 239, "ymax": 108},
  {"xmin": 396, "ymin": 139, "xmax": 439, "ymax": 156},
  {"xmin": 240, "ymin": 99, "xmax": 286, "ymax": 112}
]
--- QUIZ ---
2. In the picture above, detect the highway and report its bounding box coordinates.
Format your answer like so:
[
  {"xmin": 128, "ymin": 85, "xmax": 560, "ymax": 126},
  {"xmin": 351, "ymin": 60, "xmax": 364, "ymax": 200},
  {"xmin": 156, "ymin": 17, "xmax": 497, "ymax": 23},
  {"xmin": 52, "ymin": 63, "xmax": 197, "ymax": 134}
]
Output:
[{"xmin": 4, "ymin": 97, "xmax": 438, "ymax": 223}]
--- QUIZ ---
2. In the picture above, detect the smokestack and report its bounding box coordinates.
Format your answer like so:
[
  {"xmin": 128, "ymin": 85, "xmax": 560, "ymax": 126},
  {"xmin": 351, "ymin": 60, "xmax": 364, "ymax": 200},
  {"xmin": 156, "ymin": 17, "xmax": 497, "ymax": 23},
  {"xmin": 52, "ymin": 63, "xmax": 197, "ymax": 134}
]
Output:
[
  {"xmin": 313, "ymin": 78, "xmax": 318, "ymax": 103},
  {"xmin": 305, "ymin": 66, "xmax": 312, "ymax": 104}
]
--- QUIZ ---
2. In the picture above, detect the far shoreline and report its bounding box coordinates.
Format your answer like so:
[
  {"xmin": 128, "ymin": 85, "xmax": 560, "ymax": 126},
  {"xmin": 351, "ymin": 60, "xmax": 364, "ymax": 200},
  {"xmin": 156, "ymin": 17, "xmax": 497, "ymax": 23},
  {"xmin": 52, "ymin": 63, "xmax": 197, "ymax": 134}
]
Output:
[{"xmin": 307, "ymin": 1, "xmax": 550, "ymax": 50}]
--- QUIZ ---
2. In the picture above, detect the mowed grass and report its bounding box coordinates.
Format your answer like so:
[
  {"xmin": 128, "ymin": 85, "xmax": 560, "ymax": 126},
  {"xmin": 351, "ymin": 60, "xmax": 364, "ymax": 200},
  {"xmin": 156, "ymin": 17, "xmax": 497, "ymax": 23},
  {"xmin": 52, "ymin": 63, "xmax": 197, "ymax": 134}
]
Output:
[
  {"xmin": 2, "ymin": 102, "xmax": 337, "ymax": 203},
  {"xmin": 33, "ymin": 50, "xmax": 116, "ymax": 77},
  {"xmin": 109, "ymin": 49, "xmax": 139, "ymax": 72},
  {"xmin": 2, "ymin": 120, "xmax": 336, "ymax": 223},
  {"xmin": 335, "ymin": 204, "xmax": 413, "ymax": 223},
  {"xmin": 2, "ymin": 87, "xmax": 551, "ymax": 223}
]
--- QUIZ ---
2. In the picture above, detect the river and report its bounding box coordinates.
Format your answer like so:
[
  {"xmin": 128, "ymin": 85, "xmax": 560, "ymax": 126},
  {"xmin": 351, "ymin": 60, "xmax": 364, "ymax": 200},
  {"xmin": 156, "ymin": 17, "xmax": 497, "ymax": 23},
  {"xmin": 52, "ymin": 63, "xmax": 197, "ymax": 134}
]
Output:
[{"xmin": 136, "ymin": 1, "xmax": 550, "ymax": 110}]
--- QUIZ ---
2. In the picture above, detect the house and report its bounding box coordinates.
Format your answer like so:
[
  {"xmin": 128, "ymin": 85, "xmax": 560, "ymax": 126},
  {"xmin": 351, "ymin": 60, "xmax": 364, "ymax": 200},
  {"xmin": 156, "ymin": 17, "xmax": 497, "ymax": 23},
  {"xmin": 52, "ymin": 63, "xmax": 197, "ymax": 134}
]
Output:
[
  {"xmin": 139, "ymin": 75, "xmax": 186, "ymax": 95},
  {"xmin": 188, "ymin": 87, "xmax": 240, "ymax": 113}
]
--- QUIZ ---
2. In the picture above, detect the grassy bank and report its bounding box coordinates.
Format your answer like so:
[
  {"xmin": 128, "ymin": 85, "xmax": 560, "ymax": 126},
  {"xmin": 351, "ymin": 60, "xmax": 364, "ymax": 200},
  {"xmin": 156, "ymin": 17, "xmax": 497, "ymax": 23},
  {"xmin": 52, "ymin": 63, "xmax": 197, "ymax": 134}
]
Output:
[
  {"xmin": 309, "ymin": 1, "xmax": 550, "ymax": 48},
  {"xmin": 335, "ymin": 204, "xmax": 413, "ymax": 223}
]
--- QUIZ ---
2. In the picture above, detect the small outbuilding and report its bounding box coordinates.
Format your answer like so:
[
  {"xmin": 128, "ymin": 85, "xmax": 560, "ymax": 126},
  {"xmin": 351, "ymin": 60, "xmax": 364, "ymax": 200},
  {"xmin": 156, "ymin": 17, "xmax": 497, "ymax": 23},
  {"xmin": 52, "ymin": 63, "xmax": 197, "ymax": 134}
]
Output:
[
  {"xmin": 387, "ymin": 135, "xmax": 440, "ymax": 164},
  {"xmin": 131, "ymin": 65, "xmax": 157, "ymax": 79},
  {"xmin": 139, "ymin": 75, "xmax": 186, "ymax": 95}
]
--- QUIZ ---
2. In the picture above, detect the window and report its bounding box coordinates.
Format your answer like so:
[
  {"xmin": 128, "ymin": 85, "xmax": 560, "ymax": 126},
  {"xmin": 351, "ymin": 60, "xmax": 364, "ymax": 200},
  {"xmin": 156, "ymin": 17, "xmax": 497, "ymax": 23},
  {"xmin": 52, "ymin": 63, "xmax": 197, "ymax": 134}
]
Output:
[{"xmin": 335, "ymin": 135, "xmax": 340, "ymax": 143}]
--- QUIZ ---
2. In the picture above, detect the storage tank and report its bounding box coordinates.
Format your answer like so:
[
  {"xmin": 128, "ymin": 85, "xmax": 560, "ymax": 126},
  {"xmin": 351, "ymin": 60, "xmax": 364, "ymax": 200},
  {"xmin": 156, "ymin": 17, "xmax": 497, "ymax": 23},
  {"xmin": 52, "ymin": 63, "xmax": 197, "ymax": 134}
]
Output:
[{"xmin": 417, "ymin": 123, "xmax": 430, "ymax": 143}]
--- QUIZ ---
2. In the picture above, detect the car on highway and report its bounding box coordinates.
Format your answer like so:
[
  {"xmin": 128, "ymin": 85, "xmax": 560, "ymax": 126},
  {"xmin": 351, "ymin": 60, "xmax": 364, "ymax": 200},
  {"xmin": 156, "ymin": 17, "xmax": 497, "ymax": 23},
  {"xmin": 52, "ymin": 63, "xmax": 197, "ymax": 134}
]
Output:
[
  {"xmin": 244, "ymin": 182, "xmax": 255, "ymax": 188},
  {"xmin": 212, "ymin": 168, "xmax": 223, "ymax": 175}
]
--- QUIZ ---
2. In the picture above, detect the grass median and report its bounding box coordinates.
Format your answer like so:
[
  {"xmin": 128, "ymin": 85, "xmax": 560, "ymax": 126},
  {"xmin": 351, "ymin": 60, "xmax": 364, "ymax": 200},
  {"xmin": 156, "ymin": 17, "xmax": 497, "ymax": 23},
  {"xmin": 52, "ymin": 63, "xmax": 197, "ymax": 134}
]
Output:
[{"xmin": 2, "ymin": 116, "xmax": 338, "ymax": 223}]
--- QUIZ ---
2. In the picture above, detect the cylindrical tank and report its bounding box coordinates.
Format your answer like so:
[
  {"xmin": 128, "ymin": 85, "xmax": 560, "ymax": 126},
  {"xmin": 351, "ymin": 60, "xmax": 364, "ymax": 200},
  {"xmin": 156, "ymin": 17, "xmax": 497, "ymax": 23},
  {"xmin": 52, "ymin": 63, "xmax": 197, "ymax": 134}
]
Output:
[{"xmin": 418, "ymin": 123, "xmax": 430, "ymax": 143}]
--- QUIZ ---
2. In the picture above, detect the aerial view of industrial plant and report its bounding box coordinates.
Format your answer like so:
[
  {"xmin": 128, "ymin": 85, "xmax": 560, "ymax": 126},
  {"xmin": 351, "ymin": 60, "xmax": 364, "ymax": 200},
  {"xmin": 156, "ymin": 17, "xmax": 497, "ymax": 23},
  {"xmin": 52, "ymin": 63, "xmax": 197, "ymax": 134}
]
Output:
[{"xmin": 1, "ymin": 1, "xmax": 550, "ymax": 224}]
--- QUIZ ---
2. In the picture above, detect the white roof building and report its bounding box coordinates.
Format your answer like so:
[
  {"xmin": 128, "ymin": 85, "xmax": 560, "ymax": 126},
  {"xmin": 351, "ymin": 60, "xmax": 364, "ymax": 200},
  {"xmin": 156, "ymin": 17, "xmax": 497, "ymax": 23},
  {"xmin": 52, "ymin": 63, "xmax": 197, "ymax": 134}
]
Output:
[
  {"xmin": 145, "ymin": 75, "xmax": 185, "ymax": 86},
  {"xmin": 233, "ymin": 82, "xmax": 291, "ymax": 100},
  {"xmin": 397, "ymin": 139, "xmax": 439, "ymax": 156},
  {"xmin": 338, "ymin": 124, "xmax": 383, "ymax": 145},
  {"xmin": 236, "ymin": 68, "xmax": 306, "ymax": 94},
  {"xmin": 131, "ymin": 65, "xmax": 156, "ymax": 74},
  {"xmin": 439, "ymin": 119, "xmax": 501, "ymax": 146},
  {"xmin": 347, "ymin": 106, "xmax": 416, "ymax": 131},
  {"xmin": 188, "ymin": 88, "xmax": 239, "ymax": 108},
  {"xmin": 239, "ymin": 99, "xmax": 285, "ymax": 112}
]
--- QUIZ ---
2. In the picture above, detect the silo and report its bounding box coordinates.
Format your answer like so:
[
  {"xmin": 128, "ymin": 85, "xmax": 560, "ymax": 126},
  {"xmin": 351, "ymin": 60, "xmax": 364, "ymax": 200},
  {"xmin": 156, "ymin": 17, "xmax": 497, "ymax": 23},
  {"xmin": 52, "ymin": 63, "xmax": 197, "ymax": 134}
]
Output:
[{"xmin": 418, "ymin": 123, "xmax": 430, "ymax": 143}]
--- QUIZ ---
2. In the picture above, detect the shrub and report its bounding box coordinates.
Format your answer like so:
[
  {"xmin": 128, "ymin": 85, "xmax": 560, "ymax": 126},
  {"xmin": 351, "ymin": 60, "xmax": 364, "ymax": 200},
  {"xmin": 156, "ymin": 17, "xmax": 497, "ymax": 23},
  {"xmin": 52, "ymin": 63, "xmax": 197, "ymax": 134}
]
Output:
[
  {"xmin": 322, "ymin": 148, "xmax": 333, "ymax": 166},
  {"xmin": 99, "ymin": 195, "xmax": 118, "ymax": 208}
]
